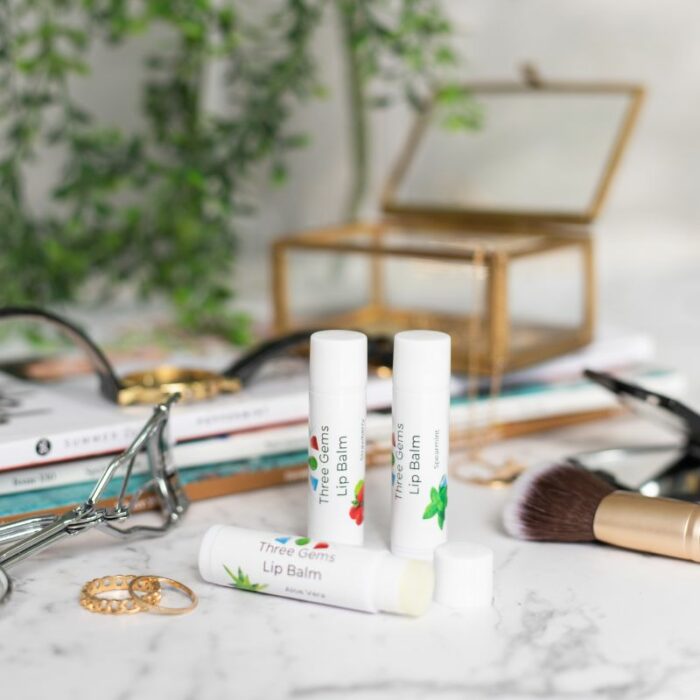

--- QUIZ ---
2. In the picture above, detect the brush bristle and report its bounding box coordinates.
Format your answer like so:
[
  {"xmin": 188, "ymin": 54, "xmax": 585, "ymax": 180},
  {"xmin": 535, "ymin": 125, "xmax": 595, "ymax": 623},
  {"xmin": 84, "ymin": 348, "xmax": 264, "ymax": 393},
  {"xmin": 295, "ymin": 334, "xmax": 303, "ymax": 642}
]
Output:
[{"xmin": 503, "ymin": 462, "xmax": 616, "ymax": 542}]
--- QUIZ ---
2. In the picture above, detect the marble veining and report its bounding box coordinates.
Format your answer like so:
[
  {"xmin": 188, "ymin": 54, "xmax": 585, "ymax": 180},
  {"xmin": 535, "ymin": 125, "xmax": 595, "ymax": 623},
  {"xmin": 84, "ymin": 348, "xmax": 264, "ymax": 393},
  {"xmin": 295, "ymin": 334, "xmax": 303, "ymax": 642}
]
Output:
[{"xmin": 2, "ymin": 415, "xmax": 700, "ymax": 699}]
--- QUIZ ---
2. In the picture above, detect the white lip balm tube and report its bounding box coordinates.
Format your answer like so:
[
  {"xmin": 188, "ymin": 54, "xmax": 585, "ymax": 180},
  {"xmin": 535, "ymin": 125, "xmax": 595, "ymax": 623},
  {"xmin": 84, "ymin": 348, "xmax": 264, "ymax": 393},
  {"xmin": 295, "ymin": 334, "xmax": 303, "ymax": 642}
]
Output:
[
  {"xmin": 199, "ymin": 525, "xmax": 434, "ymax": 616},
  {"xmin": 390, "ymin": 330, "xmax": 451, "ymax": 560},
  {"xmin": 307, "ymin": 330, "xmax": 367, "ymax": 545}
]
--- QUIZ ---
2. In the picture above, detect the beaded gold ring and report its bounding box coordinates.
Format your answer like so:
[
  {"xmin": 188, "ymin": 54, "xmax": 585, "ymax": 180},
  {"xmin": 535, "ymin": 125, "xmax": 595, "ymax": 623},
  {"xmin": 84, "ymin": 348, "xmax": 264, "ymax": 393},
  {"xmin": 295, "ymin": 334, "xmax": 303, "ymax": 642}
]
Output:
[{"xmin": 80, "ymin": 575, "xmax": 161, "ymax": 615}]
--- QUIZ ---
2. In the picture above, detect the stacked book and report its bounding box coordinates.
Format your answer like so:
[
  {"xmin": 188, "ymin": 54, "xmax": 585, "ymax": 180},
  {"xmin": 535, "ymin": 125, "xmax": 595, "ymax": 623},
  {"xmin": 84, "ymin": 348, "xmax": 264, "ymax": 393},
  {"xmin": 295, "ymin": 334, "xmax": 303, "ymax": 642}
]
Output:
[{"xmin": 0, "ymin": 329, "xmax": 684, "ymax": 522}]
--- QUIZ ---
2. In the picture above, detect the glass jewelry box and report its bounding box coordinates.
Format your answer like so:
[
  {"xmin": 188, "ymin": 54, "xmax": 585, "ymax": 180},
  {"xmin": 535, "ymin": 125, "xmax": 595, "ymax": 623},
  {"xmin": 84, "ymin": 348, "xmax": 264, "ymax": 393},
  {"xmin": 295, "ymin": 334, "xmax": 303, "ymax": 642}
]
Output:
[{"xmin": 271, "ymin": 69, "xmax": 644, "ymax": 374}]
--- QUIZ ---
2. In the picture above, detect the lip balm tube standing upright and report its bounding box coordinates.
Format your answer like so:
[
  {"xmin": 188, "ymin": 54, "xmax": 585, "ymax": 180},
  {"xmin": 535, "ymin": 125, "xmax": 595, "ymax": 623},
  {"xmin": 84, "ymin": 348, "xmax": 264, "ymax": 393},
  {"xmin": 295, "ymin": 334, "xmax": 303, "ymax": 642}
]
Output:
[
  {"xmin": 390, "ymin": 330, "xmax": 451, "ymax": 559},
  {"xmin": 308, "ymin": 330, "xmax": 367, "ymax": 545},
  {"xmin": 199, "ymin": 525, "xmax": 434, "ymax": 616}
]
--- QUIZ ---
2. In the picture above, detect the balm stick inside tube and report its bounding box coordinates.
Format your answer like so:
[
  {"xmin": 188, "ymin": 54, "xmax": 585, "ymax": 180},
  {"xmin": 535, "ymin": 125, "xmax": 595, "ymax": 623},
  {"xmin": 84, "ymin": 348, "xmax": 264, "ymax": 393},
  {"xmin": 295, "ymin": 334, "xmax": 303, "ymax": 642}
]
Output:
[
  {"xmin": 308, "ymin": 330, "xmax": 367, "ymax": 545},
  {"xmin": 199, "ymin": 525, "xmax": 434, "ymax": 616},
  {"xmin": 390, "ymin": 330, "xmax": 451, "ymax": 560}
]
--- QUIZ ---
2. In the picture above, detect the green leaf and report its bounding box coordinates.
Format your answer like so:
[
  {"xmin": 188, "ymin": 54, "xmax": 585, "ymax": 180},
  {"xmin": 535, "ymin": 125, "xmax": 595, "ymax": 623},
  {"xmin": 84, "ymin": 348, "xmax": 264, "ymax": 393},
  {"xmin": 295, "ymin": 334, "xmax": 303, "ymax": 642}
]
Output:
[
  {"xmin": 0, "ymin": 0, "xmax": 467, "ymax": 351},
  {"xmin": 437, "ymin": 511, "xmax": 445, "ymax": 530},
  {"xmin": 223, "ymin": 565, "xmax": 238, "ymax": 584},
  {"xmin": 423, "ymin": 502, "xmax": 438, "ymax": 519},
  {"xmin": 354, "ymin": 479, "xmax": 364, "ymax": 497},
  {"xmin": 224, "ymin": 565, "xmax": 266, "ymax": 591}
]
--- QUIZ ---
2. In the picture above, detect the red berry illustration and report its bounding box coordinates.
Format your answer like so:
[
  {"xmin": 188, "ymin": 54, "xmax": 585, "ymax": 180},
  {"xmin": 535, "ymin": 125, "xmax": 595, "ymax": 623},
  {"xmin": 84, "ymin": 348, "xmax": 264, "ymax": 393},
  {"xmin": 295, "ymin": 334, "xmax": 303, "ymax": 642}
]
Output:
[
  {"xmin": 310, "ymin": 435, "xmax": 319, "ymax": 451},
  {"xmin": 349, "ymin": 479, "xmax": 365, "ymax": 526}
]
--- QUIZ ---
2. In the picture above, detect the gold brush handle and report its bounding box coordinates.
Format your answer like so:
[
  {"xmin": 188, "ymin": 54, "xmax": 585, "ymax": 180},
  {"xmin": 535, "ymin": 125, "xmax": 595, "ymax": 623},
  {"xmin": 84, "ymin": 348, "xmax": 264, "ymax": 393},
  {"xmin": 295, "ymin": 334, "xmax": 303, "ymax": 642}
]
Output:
[{"xmin": 593, "ymin": 491, "xmax": 700, "ymax": 562}]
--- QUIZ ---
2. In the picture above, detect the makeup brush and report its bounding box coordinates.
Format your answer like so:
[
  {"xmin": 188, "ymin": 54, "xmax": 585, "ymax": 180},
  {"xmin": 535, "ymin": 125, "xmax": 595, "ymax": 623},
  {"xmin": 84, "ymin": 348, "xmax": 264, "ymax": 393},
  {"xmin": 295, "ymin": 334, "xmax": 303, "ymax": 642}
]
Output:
[{"xmin": 503, "ymin": 462, "xmax": 700, "ymax": 562}]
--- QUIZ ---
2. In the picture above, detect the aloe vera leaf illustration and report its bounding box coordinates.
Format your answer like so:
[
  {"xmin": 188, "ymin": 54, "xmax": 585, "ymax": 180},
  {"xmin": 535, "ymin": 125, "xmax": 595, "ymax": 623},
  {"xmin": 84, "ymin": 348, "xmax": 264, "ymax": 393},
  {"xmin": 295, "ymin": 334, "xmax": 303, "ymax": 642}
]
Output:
[{"xmin": 224, "ymin": 564, "xmax": 267, "ymax": 592}]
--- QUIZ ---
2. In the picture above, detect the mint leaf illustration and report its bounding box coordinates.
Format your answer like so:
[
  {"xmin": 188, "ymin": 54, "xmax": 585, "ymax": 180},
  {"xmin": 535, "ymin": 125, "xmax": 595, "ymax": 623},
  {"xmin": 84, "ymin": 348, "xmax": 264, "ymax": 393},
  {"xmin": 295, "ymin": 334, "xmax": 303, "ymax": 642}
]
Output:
[
  {"xmin": 423, "ymin": 502, "xmax": 438, "ymax": 519},
  {"xmin": 422, "ymin": 479, "xmax": 447, "ymax": 529}
]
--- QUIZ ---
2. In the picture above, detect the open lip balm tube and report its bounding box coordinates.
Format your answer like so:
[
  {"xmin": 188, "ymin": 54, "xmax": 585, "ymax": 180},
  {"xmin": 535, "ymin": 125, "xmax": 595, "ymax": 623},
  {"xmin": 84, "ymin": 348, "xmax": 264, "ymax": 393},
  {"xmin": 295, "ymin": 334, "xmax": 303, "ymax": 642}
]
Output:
[
  {"xmin": 390, "ymin": 330, "xmax": 451, "ymax": 560},
  {"xmin": 199, "ymin": 525, "xmax": 434, "ymax": 616},
  {"xmin": 307, "ymin": 330, "xmax": 367, "ymax": 545}
]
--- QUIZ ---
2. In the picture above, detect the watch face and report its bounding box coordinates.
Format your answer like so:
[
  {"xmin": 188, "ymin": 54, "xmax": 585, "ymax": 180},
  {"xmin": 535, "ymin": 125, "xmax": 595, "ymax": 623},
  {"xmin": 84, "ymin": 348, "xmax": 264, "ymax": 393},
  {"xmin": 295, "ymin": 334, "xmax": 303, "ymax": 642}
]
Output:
[
  {"xmin": 118, "ymin": 367, "xmax": 240, "ymax": 405},
  {"xmin": 122, "ymin": 366, "xmax": 221, "ymax": 386}
]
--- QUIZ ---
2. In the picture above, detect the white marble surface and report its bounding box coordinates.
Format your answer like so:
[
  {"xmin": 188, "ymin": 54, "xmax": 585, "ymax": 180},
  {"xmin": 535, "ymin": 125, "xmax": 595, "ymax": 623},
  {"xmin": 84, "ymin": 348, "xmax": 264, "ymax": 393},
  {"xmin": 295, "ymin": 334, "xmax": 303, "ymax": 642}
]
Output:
[{"xmin": 2, "ymin": 414, "xmax": 700, "ymax": 700}]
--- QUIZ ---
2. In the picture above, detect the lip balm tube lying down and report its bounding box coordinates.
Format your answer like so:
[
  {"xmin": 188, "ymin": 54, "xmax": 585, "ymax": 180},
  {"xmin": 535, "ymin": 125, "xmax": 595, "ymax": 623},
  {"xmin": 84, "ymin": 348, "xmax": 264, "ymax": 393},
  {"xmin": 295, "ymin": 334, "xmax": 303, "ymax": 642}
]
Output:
[{"xmin": 199, "ymin": 524, "xmax": 434, "ymax": 616}]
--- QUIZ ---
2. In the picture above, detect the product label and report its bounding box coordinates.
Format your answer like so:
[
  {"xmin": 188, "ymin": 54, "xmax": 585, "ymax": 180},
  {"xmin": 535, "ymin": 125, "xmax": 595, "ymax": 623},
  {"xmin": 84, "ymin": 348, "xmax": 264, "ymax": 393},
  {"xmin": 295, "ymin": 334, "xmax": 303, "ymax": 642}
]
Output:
[
  {"xmin": 391, "ymin": 395, "xmax": 449, "ymax": 552},
  {"xmin": 308, "ymin": 391, "xmax": 365, "ymax": 543},
  {"xmin": 206, "ymin": 528, "xmax": 377, "ymax": 612}
]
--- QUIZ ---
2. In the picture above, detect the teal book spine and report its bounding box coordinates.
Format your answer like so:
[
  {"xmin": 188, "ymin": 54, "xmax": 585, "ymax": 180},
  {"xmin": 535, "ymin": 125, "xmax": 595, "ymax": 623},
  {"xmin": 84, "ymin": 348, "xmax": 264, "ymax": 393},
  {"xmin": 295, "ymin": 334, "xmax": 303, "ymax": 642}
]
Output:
[{"xmin": 0, "ymin": 450, "xmax": 307, "ymax": 518}]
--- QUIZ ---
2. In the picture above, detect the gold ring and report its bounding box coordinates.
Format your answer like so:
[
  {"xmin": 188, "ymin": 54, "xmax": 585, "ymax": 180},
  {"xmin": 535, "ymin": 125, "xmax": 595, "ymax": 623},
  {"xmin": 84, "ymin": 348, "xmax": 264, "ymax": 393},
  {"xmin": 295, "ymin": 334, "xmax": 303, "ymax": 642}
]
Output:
[
  {"xmin": 128, "ymin": 575, "xmax": 198, "ymax": 616},
  {"xmin": 80, "ymin": 575, "xmax": 161, "ymax": 615}
]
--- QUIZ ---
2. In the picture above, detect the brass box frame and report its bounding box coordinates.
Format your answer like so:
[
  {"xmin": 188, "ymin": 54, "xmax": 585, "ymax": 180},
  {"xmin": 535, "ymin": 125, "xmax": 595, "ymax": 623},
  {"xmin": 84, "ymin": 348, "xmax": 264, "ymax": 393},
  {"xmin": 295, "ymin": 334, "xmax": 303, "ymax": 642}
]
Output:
[{"xmin": 271, "ymin": 74, "xmax": 644, "ymax": 374}]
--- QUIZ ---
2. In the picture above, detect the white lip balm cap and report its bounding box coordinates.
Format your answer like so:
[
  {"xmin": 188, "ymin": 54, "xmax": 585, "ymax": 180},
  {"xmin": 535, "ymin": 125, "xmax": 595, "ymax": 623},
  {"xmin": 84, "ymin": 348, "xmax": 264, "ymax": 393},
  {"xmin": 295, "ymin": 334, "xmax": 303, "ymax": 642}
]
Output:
[
  {"xmin": 433, "ymin": 542, "xmax": 493, "ymax": 609},
  {"xmin": 310, "ymin": 330, "xmax": 367, "ymax": 393},
  {"xmin": 393, "ymin": 330, "xmax": 451, "ymax": 391}
]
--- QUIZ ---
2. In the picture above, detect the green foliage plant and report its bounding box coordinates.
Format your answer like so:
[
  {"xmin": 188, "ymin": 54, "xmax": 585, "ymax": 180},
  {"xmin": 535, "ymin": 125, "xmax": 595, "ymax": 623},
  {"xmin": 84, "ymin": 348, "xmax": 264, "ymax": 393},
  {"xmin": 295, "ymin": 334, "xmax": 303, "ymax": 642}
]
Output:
[{"xmin": 0, "ymin": 1, "xmax": 475, "ymax": 342}]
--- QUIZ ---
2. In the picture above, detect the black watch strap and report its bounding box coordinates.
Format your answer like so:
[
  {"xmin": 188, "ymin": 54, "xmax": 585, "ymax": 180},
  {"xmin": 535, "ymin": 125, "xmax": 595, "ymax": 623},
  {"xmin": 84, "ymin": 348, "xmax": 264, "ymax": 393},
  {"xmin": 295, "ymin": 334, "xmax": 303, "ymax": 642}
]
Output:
[
  {"xmin": 223, "ymin": 329, "xmax": 318, "ymax": 384},
  {"xmin": 223, "ymin": 329, "xmax": 394, "ymax": 384},
  {"xmin": 0, "ymin": 306, "xmax": 124, "ymax": 402}
]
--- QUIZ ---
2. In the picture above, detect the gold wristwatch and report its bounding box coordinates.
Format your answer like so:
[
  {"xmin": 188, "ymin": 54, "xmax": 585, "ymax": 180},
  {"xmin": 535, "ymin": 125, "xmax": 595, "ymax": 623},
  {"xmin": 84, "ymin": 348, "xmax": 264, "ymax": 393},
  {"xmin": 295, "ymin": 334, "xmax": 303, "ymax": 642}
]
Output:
[{"xmin": 0, "ymin": 307, "xmax": 393, "ymax": 405}]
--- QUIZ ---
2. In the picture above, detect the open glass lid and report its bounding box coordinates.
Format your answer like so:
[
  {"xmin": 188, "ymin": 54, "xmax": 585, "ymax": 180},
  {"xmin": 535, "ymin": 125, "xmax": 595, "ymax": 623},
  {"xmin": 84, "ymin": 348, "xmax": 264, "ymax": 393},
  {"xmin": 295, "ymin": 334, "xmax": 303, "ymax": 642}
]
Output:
[{"xmin": 382, "ymin": 68, "xmax": 644, "ymax": 226}]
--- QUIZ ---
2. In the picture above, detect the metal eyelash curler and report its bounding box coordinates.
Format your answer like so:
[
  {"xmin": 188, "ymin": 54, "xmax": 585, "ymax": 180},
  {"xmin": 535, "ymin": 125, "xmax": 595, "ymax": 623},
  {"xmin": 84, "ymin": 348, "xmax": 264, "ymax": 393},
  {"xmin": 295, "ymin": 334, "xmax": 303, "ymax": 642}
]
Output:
[{"xmin": 0, "ymin": 395, "xmax": 188, "ymax": 606}]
